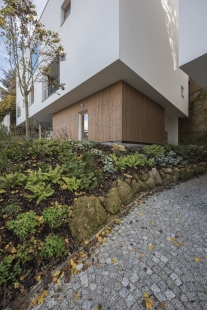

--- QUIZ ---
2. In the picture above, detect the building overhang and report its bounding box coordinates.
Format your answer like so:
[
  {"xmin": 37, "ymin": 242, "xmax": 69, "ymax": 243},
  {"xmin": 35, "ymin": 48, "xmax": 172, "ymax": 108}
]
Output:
[
  {"xmin": 17, "ymin": 60, "xmax": 188, "ymax": 126},
  {"xmin": 179, "ymin": 53, "xmax": 207, "ymax": 90}
]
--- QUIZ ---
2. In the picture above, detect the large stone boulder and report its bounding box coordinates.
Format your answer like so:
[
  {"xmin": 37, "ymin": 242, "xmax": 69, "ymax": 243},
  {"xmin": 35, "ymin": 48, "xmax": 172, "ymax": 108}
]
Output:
[
  {"xmin": 173, "ymin": 167, "xmax": 180, "ymax": 179},
  {"xmin": 69, "ymin": 196, "xmax": 107, "ymax": 243},
  {"xmin": 159, "ymin": 170, "xmax": 166, "ymax": 179},
  {"xmin": 153, "ymin": 169, "xmax": 163, "ymax": 186},
  {"xmin": 162, "ymin": 174, "xmax": 174, "ymax": 186},
  {"xmin": 102, "ymin": 187, "xmax": 122, "ymax": 215},
  {"xmin": 162, "ymin": 168, "xmax": 173, "ymax": 174},
  {"xmin": 197, "ymin": 165, "xmax": 205, "ymax": 174},
  {"xmin": 130, "ymin": 179, "xmax": 148, "ymax": 193},
  {"xmin": 139, "ymin": 172, "xmax": 149, "ymax": 181},
  {"xmin": 117, "ymin": 180, "xmax": 134, "ymax": 205},
  {"xmin": 145, "ymin": 172, "xmax": 155, "ymax": 190}
]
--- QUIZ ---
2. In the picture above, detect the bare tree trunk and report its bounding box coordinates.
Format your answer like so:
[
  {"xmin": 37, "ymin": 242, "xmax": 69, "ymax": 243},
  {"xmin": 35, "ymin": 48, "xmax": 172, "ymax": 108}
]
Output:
[{"xmin": 24, "ymin": 94, "xmax": 30, "ymax": 139}]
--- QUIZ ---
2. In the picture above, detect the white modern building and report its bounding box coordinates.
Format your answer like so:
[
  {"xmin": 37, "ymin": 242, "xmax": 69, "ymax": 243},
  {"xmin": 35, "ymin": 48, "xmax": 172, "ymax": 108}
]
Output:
[
  {"xmin": 179, "ymin": 0, "xmax": 207, "ymax": 90},
  {"xmin": 16, "ymin": 0, "xmax": 189, "ymax": 145}
]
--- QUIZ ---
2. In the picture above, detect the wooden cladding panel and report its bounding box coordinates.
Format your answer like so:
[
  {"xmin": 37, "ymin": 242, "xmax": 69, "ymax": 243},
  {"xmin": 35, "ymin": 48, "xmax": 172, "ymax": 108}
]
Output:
[
  {"xmin": 189, "ymin": 77, "xmax": 202, "ymax": 95},
  {"xmin": 122, "ymin": 82, "xmax": 165, "ymax": 144},
  {"xmin": 53, "ymin": 81, "xmax": 122, "ymax": 142}
]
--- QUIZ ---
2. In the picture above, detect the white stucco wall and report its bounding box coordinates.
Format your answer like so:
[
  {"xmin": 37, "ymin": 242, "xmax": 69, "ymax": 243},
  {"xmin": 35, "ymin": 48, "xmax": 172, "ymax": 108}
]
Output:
[
  {"xmin": 16, "ymin": 0, "xmax": 120, "ymax": 125},
  {"xmin": 165, "ymin": 117, "xmax": 178, "ymax": 145},
  {"xmin": 179, "ymin": 0, "xmax": 207, "ymax": 66},
  {"xmin": 16, "ymin": 0, "xmax": 188, "ymax": 127},
  {"xmin": 119, "ymin": 0, "xmax": 188, "ymax": 117}
]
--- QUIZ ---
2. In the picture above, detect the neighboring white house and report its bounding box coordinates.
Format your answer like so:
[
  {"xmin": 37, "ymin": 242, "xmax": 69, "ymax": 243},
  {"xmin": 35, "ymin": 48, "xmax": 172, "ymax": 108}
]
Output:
[
  {"xmin": 179, "ymin": 0, "xmax": 207, "ymax": 89},
  {"xmin": 16, "ymin": 0, "xmax": 189, "ymax": 145},
  {"xmin": 1, "ymin": 114, "xmax": 10, "ymax": 130}
]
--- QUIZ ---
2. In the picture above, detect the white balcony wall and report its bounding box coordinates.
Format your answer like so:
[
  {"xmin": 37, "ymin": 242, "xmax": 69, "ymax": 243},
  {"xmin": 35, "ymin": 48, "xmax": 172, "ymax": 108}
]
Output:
[{"xmin": 119, "ymin": 0, "xmax": 188, "ymax": 117}]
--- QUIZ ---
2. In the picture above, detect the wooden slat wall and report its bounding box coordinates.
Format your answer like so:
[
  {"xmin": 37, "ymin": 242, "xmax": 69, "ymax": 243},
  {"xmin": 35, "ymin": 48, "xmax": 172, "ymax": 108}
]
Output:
[
  {"xmin": 53, "ymin": 81, "xmax": 122, "ymax": 142},
  {"xmin": 122, "ymin": 81, "xmax": 165, "ymax": 144},
  {"xmin": 189, "ymin": 77, "xmax": 202, "ymax": 95}
]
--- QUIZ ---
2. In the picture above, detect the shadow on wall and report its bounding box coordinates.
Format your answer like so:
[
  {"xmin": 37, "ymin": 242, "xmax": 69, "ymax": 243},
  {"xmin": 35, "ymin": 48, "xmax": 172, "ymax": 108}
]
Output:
[{"xmin": 161, "ymin": 0, "xmax": 178, "ymax": 70}]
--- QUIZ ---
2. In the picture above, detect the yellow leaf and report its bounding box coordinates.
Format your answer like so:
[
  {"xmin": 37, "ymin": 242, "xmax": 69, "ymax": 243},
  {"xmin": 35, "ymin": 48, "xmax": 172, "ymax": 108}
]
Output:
[
  {"xmin": 60, "ymin": 297, "xmax": 64, "ymax": 301},
  {"xmin": 140, "ymin": 253, "xmax": 145, "ymax": 258},
  {"xmin": 53, "ymin": 270, "xmax": 61, "ymax": 277},
  {"xmin": 36, "ymin": 275, "xmax": 41, "ymax": 282},
  {"xmin": 151, "ymin": 221, "xmax": 155, "ymax": 225},
  {"xmin": 70, "ymin": 259, "xmax": 78, "ymax": 275},
  {"xmin": 20, "ymin": 276, "xmax": 24, "ymax": 281},
  {"xmin": 179, "ymin": 241, "xmax": 184, "ymax": 246},
  {"xmin": 170, "ymin": 237, "xmax": 175, "ymax": 242},
  {"xmin": 114, "ymin": 219, "xmax": 120, "ymax": 224},
  {"xmin": 145, "ymin": 297, "xmax": 154, "ymax": 310},
  {"xmin": 57, "ymin": 279, "xmax": 61, "ymax": 286},
  {"xmin": 53, "ymin": 277, "xmax": 57, "ymax": 282},
  {"xmin": 143, "ymin": 292, "xmax": 149, "ymax": 298},
  {"xmin": 138, "ymin": 212, "xmax": 143, "ymax": 216},
  {"xmin": 74, "ymin": 198, "xmax": 77, "ymax": 201},
  {"xmin": 30, "ymin": 298, "xmax": 37, "ymax": 308},
  {"xmin": 199, "ymin": 214, "xmax": 203, "ymax": 218},
  {"xmin": 148, "ymin": 244, "xmax": 155, "ymax": 251},
  {"xmin": 131, "ymin": 248, "xmax": 135, "ymax": 252},
  {"xmin": 112, "ymin": 258, "xmax": 118, "ymax": 264},
  {"xmin": 14, "ymin": 282, "xmax": 19, "ymax": 289},
  {"xmin": 85, "ymin": 240, "xmax": 89, "ymax": 245},
  {"xmin": 11, "ymin": 247, "xmax": 17, "ymax": 254},
  {"xmin": 74, "ymin": 292, "xmax": 79, "ymax": 303},
  {"xmin": 60, "ymin": 272, "xmax": 65, "ymax": 279},
  {"xmin": 195, "ymin": 257, "xmax": 201, "ymax": 262},
  {"xmin": 64, "ymin": 238, "xmax": 69, "ymax": 243}
]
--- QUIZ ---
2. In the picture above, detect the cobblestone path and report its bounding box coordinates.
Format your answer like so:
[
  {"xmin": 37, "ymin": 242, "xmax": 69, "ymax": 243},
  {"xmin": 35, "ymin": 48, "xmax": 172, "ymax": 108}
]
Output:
[{"xmin": 31, "ymin": 175, "xmax": 207, "ymax": 310}]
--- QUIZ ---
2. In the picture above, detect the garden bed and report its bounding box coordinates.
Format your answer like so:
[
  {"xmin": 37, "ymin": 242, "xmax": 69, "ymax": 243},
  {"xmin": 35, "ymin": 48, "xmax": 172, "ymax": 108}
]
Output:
[{"xmin": 0, "ymin": 137, "xmax": 207, "ymax": 309}]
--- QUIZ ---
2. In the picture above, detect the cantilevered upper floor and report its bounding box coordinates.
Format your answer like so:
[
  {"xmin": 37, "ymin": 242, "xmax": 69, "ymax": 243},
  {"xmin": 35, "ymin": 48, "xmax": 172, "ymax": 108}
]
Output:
[{"xmin": 16, "ymin": 0, "xmax": 188, "ymax": 127}]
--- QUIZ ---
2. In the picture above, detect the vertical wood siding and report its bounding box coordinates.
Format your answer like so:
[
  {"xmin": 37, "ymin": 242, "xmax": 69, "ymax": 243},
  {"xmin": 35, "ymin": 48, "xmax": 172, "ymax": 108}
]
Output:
[
  {"xmin": 53, "ymin": 81, "xmax": 122, "ymax": 142},
  {"xmin": 122, "ymin": 82, "xmax": 165, "ymax": 144}
]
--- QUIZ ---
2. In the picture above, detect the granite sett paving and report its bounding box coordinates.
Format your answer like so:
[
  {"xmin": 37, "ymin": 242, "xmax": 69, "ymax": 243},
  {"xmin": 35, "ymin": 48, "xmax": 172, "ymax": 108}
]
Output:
[{"xmin": 30, "ymin": 174, "xmax": 207, "ymax": 310}]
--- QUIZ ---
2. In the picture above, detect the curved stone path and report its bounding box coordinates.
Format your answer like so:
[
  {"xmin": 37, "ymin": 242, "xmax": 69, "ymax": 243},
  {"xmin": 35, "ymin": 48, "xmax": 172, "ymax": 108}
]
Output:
[{"xmin": 30, "ymin": 175, "xmax": 207, "ymax": 310}]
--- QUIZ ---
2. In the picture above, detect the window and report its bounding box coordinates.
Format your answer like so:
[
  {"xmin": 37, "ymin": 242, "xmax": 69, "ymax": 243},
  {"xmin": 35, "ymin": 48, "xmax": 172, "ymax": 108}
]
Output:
[
  {"xmin": 61, "ymin": 0, "xmax": 71, "ymax": 24},
  {"xmin": 181, "ymin": 85, "xmax": 184, "ymax": 98},
  {"xmin": 79, "ymin": 112, "xmax": 88, "ymax": 140}
]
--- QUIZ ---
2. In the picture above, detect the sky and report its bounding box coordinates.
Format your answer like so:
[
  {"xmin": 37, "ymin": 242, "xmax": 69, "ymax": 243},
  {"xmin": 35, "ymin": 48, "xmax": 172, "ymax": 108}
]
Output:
[{"xmin": 0, "ymin": 0, "xmax": 48, "ymax": 75}]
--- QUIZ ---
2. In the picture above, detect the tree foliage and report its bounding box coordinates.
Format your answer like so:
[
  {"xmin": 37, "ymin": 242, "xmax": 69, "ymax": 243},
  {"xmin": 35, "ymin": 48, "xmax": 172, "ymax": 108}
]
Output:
[
  {"xmin": 0, "ymin": 69, "xmax": 16, "ymax": 123},
  {"xmin": 0, "ymin": 0, "xmax": 66, "ymax": 138}
]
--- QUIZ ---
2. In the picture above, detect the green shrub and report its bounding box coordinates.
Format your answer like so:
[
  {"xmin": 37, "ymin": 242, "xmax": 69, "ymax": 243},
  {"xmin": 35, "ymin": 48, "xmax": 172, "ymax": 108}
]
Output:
[
  {"xmin": 143, "ymin": 144, "xmax": 165, "ymax": 159},
  {"xmin": 6, "ymin": 211, "xmax": 43, "ymax": 239},
  {"xmin": 0, "ymin": 255, "xmax": 14, "ymax": 285},
  {"xmin": 0, "ymin": 172, "xmax": 26, "ymax": 189},
  {"xmin": 42, "ymin": 204, "xmax": 71, "ymax": 228},
  {"xmin": 41, "ymin": 234, "xmax": 66, "ymax": 258},
  {"xmin": 61, "ymin": 176, "xmax": 81, "ymax": 191},
  {"xmin": 110, "ymin": 153, "xmax": 154, "ymax": 171},
  {"xmin": 79, "ymin": 172, "xmax": 99, "ymax": 190},
  {"xmin": 43, "ymin": 165, "xmax": 62, "ymax": 184},
  {"xmin": 25, "ymin": 182, "xmax": 54, "ymax": 204},
  {"xmin": 1, "ymin": 200, "xmax": 22, "ymax": 216}
]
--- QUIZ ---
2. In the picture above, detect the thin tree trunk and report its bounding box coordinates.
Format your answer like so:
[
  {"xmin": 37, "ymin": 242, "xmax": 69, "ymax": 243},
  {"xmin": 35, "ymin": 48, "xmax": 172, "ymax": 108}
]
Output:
[{"xmin": 24, "ymin": 94, "xmax": 30, "ymax": 139}]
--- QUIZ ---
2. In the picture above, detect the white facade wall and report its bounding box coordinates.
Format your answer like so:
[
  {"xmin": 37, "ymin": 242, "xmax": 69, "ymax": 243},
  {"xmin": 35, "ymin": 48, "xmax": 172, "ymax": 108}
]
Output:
[
  {"xmin": 120, "ymin": 0, "xmax": 188, "ymax": 117},
  {"xmin": 1, "ymin": 115, "xmax": 10, "ymax": 130},
  {"xmin": 16, "ymin": 0, "xmax": 189, "ymax": 144},
  {"xmin": 179, "ymin": 0, "xmax": 207, "ymax": 89},
  {"xmin": 165, "ymin": 117, "xmax": 178, "ymax": 145}
]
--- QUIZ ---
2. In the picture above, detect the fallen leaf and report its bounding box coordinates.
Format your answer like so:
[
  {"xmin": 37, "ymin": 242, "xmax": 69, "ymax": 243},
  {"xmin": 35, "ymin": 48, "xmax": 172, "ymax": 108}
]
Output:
[
  {"xmin": 195, "ymin": 257, "xmax": 201, "ymax": 262},
  {"xmin": 14, "ymin": 282, "xmax": 19, "ymax": 289},
  {"xmin": 70, "ymin": 259, "xmax": 78, "ymax": 275},
  {"xmin": 36, "ymin": 275, "xmax": 41, "ymax": 282},
  {"xmin": 53, "ymin": 270, "xmax": 61, "ymax": 277},
  {"xmin": 138, "ymin": 212, "xmax": 143, "ymax": 216},
  {"xmin": 84, "ymin": 240, "xmax": 89, "ymax": 245},
  {"xmin": 57, "ymin": 279, "xmax": 61, "ymax": 286},
  {"xmin": 112, "ymin": 258, "xmax": 118, "ymax": 264},
  {"xmin": 151, "ymin": 221, "xmax": 155, "ymax": 225},
  {"xmin": 170, "ymin": 237, "xmax": 175, "ymax": 242},
  {"xmin": 60, "ymin": 272, "xmax": 64, "ymax": 279},
  {"xmin": 131, "ymin": 248, "xmax": 135, "ymax": 252},
  {"xmin": 159, "ymin": 301, "xmax": 166, "ymax": 309},
  {"xmin": 140, "ymin": 253, "xmax": 145, "ymax": 258},
  {"xmin": 148, "ymin": 244, "xmax": 155, "ymax": 251},
  {"xmin": 64, "ymin": 238, "xmax": 69, "ymax": 243},
  {"xmin": 74, "ymin": 292, "xmax": 79, "ymax": 303},
  {"xmin": 114, "ymin": 219, "xmax": 120, "ymax": 224},
  {"xmin": 30, "ymin": 299, "xmax": 37, "ymax": 308},
  {"xmin": 11, "ymin": 247, "xmax": 17, "ymax": 254},
  {"xmin": 143, "ymin": 292, "xmax": 149, "ymax": 298},
  {"xmin": 199, "ymin": 214, "xmax": 203, "ymax": 218},
  {"xmin": 145, "ymin": 297, "xmax": 153, "ymax": 310}
]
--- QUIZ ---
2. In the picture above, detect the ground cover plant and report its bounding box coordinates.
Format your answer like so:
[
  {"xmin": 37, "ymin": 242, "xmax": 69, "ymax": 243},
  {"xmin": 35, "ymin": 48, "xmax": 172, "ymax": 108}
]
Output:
[{"xmin": 0, "ymin": 129, "xmax": 207, "ymax": 308}]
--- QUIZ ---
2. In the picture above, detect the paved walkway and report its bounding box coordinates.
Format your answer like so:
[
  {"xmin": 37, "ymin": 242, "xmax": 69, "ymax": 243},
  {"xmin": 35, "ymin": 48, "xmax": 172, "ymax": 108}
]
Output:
[{"xmin": 31, "ymin": 175, "xmax": 207, "ymax": 310}]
